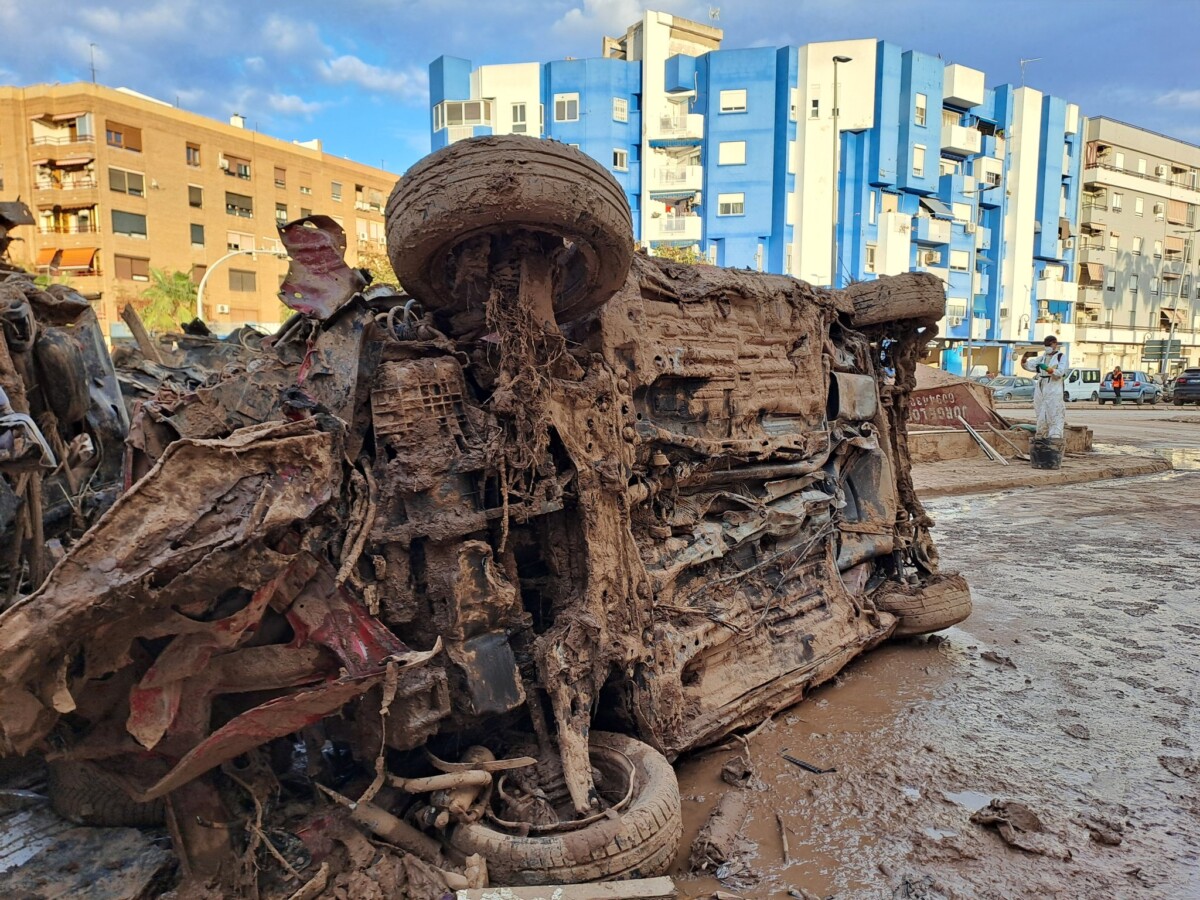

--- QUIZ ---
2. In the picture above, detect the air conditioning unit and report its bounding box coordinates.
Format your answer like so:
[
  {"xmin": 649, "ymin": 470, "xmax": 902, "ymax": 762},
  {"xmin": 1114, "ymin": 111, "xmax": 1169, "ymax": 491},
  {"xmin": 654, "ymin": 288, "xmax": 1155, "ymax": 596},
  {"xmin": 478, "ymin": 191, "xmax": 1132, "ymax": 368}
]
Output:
[
  {"xmin": 1155, "ymin": 164, "xmax": 1168, "ymax": 177},
  {"xmin": 216, "ymin": 304, "xmax": 231, "ymax": 314},
  {"xmin": 965, "ymin": 222, "xmax": 977, "ymax": 234},
  {"xmin": 947, "ymin": 316, "xmax": 963, "ymax": 326},
  {"xmin": 920, "ymin": 251, "xmax": 940, "ymax": 265},
  {"xmin": 1063, "ymin": 237, "xmax": 1074, "ymax": 249},
  {"xmin": 219, "ymin": 158, "xmax": 230, "ymax": 170}
]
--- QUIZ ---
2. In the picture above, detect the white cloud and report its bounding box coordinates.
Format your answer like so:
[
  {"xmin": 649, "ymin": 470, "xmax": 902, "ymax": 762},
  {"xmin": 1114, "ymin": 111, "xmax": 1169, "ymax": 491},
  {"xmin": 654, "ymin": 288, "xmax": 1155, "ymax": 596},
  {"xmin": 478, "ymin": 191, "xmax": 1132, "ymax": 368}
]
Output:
[
  {"xmin": 552, "ymin": 0, "xmax": 707, "ymax": 41},
  {"xmin": 1154, "ymin": 89, "xmax": 1200, "ymax": 110},
  {"xmin": 318, "ymin": 55, "xmax": 428, "ymax": 101},
  {"xmin": 268, "ymin": 93, "xmax": 328, "ymax": 117},
  {"xmin": 262, "ymin": 13, "xmax": 328, "ymax": 56}
]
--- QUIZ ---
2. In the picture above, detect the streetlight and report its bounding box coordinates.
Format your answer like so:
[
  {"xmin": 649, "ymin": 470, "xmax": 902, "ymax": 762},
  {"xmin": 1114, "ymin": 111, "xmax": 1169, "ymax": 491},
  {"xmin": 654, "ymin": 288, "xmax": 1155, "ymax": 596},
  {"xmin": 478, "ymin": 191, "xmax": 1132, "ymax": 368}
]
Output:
[
  {"xmin": 830, "ymin": 54, "xmax": 852, "ymax": 289},
  {"xmin": 195, "ymin": 247, "xmax": 289, "ymax": 322}
]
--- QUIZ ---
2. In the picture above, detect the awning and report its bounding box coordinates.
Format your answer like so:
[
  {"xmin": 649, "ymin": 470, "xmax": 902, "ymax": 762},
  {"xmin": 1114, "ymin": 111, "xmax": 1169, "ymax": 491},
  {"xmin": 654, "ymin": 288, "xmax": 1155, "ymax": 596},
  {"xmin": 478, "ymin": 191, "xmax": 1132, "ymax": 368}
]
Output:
[
  {"xmin": 1082, "ymin": 262, "xmax": 1105, "ymax": 283},
  {"xmin": 1080, "ymin": 220, "xmax": 1103, "ymax": 232},
  {"xmin": 55, "ymin": 156, "xmax": 93, "ymax": 167},
  {"xmin": 35, "ymin": 247, "xmax": 59, "ymax": 267},
  {"xmin": 1161, "ymin": 307, "xmax": 1187, "ymax": 326},
  {"xmin": 919, "ymin": 197, "xmax": 955, "ymax": 220},
  {"xmin": 30, "ymin": 158, "xmax": 50, "ymax": 167},
  {"xmin": 51, "ymin": 112, "xmax": 85, "ymax": 122},
  {"xmin": 1168, "ymin": 199, "xmax": 1188, "ymax": 225},
  {"xmin": 1058, "ymin": 217, "xmax": 1071, "ymax": 240},
  {"xmin": 1166, "ymin": 235, "xmax": 1185, "ymax": 252},
  {"xmin": 58, "ymin": 247, "xmax": 97, "ymax": 270}
]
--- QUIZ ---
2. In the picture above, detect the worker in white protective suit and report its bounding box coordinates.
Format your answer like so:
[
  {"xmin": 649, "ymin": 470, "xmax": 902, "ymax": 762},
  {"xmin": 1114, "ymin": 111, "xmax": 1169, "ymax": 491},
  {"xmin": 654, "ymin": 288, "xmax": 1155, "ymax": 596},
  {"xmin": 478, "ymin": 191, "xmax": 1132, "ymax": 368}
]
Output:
[{"xmin": 1020, "ymin": 335, "xmax": 1069, "ymax": 439}]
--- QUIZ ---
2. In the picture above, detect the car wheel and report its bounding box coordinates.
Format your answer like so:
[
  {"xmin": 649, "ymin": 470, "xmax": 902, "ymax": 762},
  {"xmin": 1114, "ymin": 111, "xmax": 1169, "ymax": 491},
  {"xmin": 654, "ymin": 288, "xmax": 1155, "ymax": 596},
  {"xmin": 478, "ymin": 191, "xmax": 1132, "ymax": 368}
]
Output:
[
  {"xmin": 448, "ymin": 732, "xmax": 681, "ymax": 885},
  {"xmin": 1090, "ymin": 391, "xmax": 1099, "ymax": 402},
  {"xmin": 875, "ymin": 573, "xmax": 973, "ymax": 637},
  {"xmin": 1174, "ymin": 399, "xmax": 1185, "ymax": 406},
  {"xmin": 386, "ymin": 135, "xmax": 633, "ymax": 328},
  {"xmin": 997, "ymin": 392, "xmax": 1010, "ymax": 401},
  {"xmin": 1135, "ymin": 393, "xmax": 1144, "ymax": 406}
]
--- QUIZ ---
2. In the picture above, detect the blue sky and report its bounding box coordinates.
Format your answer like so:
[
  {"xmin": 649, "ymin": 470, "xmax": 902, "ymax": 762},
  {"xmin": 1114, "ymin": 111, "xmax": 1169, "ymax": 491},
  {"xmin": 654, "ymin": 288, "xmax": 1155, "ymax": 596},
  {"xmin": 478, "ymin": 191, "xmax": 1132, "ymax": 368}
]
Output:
[{"xmin": 5, "ymin": 0, "xmax": 1198, "ymax": 176}]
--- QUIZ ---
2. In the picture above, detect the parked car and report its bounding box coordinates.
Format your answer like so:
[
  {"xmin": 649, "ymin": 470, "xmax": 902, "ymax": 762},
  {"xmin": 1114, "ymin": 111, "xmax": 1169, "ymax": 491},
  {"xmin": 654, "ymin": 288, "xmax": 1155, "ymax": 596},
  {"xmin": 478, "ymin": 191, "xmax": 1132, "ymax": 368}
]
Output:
[
  {"xmin": 1172, "ymin": 368, "xmax": 1200, "ymax": 405},
  {"xmin": 1098, "ymin": 370, "xmax": 1163, "ymax": 405},
  {"xmin": 988, "ymin": 375, "xmax": 1036, "ymax": 401},
  {"xmin": 1062, "ymin": 367, "xmax": 1102, "ymax": 402}
]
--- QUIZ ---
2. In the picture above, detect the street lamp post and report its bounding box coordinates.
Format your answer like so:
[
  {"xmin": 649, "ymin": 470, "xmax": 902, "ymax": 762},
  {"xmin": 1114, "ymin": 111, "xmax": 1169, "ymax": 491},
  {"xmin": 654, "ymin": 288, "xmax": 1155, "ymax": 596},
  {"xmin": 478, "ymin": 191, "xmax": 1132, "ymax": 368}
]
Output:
[
  {"xmin": 195, "ymin": 247, "xmax": 289, "ymax": 322},
  {"xmin": 1165, "ymin": 225, "xmax": 1200, "ymax": 376},
  {"xmin": 830, "ymin": 55, "xmax": 852, "ymax": 288}
]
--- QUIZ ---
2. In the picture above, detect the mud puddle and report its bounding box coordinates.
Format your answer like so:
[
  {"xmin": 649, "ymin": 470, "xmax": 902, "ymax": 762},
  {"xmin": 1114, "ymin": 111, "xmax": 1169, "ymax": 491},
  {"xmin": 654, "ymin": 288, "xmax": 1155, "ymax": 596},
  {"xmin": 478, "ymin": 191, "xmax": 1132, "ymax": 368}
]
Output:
[{"xmin": 672, "ymin": 471, "xmax": 1200, "ymax": 898}]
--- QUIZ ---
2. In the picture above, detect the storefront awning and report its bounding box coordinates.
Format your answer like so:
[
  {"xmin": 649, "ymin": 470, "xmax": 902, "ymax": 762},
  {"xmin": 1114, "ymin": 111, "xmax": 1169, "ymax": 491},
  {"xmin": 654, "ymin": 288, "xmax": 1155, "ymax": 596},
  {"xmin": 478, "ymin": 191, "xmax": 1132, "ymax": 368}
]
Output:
[
  {"xmin": 919, "ymin": 197, "xmax": 955, "ymax": 220},
  {"xmin": 58, "ymin": 247, "xmax": 98, "ymax": 270},
  {"xmin": 35, "ymin": 247, "xmax": 59, "ymax": 267}
]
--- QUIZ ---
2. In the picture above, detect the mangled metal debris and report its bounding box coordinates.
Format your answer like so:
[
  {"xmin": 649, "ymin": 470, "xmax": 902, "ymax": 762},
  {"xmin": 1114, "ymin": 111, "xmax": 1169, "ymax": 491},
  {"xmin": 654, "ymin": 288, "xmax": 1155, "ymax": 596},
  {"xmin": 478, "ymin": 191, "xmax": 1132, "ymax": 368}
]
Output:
[{"xmin": 0, "ymin": 136, "xmax": 970, "ymax": 897}]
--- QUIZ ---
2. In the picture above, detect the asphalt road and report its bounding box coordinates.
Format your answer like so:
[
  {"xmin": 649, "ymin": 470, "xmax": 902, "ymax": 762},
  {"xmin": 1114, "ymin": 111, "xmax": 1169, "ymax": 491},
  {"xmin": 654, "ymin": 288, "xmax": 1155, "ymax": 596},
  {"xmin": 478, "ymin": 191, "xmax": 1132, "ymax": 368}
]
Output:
[{"xmin": 997, "ymin": 401, "xmax": 1200, "ymax": 452}]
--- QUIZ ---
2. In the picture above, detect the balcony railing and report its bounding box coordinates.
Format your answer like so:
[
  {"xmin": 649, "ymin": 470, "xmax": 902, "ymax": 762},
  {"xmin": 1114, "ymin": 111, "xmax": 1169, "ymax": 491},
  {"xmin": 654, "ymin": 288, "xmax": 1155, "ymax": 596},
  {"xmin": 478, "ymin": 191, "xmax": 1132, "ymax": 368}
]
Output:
[
  {"xmin": 34, "ymin": 178, "xmax": 98, "ymax": 190},
  {"xmin": 660, "ymin": 215, "xmax": 696, "ymax": 233},
  {"xmin": 1087, "ymin": 161, "xmax": 1199, "ymax": 190},
  {"xmin": 30, "ymin": 134, "xmax": 96, "ymax": 146},
  {"xmin": 39, "ymin": 222, "xmax": 100, "ymax": 234}
]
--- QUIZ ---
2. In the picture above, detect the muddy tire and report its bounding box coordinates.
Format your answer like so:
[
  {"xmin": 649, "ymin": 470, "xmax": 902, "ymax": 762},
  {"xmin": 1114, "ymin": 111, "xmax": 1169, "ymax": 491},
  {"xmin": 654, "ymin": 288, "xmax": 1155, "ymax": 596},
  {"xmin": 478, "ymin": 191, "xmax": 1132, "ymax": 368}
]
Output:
[
  {"xmin": 875, "ymin": 573, "xmax": 972, "ymax": 637},
  {"xmin": 386, "ymin": 135, "xmax": 633, "ymax": 326},
  {"xmin": 48, "ymin": 759, "xmax": 166, "ymax": 827},
  {"xmin": 447, "ymin": 732, "xmax": 681, "ymax": 885}
]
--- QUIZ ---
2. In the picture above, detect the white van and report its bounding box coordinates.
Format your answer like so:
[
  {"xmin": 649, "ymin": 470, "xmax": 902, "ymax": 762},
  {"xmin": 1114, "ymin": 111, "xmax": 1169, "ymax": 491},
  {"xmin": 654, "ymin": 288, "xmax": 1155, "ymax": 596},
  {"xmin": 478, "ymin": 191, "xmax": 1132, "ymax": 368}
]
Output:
[{"xmin": 1063, "ymin": 367, "xmax": 1102, "ymax": 401}]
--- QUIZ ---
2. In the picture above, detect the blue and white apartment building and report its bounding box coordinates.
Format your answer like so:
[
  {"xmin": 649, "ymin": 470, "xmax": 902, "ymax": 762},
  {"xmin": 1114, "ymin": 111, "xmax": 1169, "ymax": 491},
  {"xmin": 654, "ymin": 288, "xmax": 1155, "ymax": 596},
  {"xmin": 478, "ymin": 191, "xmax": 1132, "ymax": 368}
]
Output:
[{"xmin": 429, "ymin": 11, "xmax": 1082, "ymax": 376}]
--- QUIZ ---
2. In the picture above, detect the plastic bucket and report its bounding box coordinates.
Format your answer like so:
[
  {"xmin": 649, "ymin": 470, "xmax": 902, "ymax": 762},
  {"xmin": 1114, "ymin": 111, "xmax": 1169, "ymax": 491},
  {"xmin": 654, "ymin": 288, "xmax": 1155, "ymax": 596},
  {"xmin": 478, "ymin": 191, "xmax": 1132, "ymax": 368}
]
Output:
[{"xmin": 1030, "ymin": 437, "xmax": 1064, "ymax": 470}]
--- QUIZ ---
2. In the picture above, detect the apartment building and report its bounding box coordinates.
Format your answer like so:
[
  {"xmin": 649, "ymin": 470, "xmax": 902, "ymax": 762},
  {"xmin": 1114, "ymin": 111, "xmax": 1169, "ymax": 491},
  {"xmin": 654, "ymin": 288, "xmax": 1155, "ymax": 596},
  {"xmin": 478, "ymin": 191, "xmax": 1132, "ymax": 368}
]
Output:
[
  {"xmin": 1075, "ymin": 118, "xmax": 1200, "ymax": 372},
  {"xmin": 0, "ymin": 83, "xmax": 397, "ymax": 338},
  {"xmin": 427, "ymin": 10, "xmax": 1081, "ymax": 375}
]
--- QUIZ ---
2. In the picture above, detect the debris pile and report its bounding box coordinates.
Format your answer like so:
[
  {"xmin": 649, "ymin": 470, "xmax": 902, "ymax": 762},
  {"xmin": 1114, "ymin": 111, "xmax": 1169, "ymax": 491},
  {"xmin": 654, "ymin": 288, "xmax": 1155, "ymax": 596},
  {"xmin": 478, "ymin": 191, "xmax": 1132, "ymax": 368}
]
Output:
[{"xmin": 0, "ymin": 136, "xmax": 969, "ymax": 897}]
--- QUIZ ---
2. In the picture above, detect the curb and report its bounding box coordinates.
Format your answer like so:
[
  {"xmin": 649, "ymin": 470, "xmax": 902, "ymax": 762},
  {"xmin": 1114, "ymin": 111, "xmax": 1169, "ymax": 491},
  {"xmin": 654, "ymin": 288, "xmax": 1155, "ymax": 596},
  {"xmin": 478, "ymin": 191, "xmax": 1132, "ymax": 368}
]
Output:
[{"xmin": 915, "ymin": 455, "xmax": 1172, "ymax": 499}]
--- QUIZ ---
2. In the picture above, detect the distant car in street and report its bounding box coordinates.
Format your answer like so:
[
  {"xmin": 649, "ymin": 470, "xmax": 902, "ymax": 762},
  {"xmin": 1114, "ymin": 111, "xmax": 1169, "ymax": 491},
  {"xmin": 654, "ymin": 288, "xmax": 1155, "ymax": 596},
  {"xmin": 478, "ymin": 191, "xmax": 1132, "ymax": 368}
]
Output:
[
  {"xmin": 988, "ymin": 375, "xmax": 1036, "ymax": 401},
  {"xmin": 1098, "ymin": 370, "xmax": 1163, "ymax": 405},
  {"xmin": 1062, "ymin": 367, "xmax": 1102, "ymax": 402},
  {"xmin": 1172, "ymin": 368, "xmax": 1200, "ymax": 405}
]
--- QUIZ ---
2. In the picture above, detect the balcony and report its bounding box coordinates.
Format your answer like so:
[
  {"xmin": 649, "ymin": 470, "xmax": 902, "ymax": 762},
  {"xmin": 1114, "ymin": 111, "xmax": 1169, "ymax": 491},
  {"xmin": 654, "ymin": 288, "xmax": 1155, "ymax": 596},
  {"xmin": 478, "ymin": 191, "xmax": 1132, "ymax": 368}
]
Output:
[
  {"xmin": 649, "ymin": 214, "xmax": 701, "ymax": 242},
  {"xmin": 38, "ymin": 222, "xmax": 99, "ymax": 234},
  {"xmin": 1036, "ymin": 279, "xmax": 1079, "ymax": 304},
  {"xmin": 970, "ymin": 317, "xmax": 991, "ymax": 340},
  {"xmin": 974, "ymin": 224, "xmax": 992, "ymax": 251},
  {"xmin": 1033, "ymin": 320, "xmax": 1075, "ymax": 345},
  {"xmin": 649, "ymin": 165, "xmax": 702, "ymax": 193},
  {"xmin": 653, "ymin": 113, "xmax": 704, "ymax": 142},
  {"xmin": 913, "ymin": 215, "xmax": 951, "ymax": 245},
  {"xmin": 1077, "ymin": 243, "xmax": 1108, "ymax": 266},
  {"xmin": 942, "ymin": 123, "xmax": 982, "ymax": 157}
]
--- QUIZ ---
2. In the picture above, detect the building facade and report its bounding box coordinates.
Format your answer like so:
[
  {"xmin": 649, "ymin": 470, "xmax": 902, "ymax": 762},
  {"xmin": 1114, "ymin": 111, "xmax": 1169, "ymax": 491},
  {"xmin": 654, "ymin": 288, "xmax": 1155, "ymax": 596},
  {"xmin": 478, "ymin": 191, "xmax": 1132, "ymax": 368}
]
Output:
[
  {"xmin": 428, "ymin": 10, "xmax": 1085, "ymax": 375},
  {"xmin": 0, "ymin": 83, "xmax": 397, "ymax": 338},
  {"xmin": 1075, "ymin": 118, "xmax": 1200, "ymax": 373}
]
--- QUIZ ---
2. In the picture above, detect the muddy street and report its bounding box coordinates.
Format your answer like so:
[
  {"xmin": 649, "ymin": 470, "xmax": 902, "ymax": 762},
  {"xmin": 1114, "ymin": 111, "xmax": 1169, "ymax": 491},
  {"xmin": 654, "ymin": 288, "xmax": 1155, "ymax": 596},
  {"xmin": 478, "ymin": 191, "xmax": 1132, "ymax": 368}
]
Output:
[{"xmin": 671, "ymin": 464, "xmax": 1200, "ymax": 899}]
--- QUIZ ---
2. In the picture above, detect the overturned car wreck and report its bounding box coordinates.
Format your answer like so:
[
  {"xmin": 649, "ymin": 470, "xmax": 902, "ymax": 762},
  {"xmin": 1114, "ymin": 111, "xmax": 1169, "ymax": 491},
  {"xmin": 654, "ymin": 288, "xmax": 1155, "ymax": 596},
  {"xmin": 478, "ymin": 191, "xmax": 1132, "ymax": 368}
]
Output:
[{"xmin": 0, "ymin": 137, "xmax": 969, "ymax": 895}]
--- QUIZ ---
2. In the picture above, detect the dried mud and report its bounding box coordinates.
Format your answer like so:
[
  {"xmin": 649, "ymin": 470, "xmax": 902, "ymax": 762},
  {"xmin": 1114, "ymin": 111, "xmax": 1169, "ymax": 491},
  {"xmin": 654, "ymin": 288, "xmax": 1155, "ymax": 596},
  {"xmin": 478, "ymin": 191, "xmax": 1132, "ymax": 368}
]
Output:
[{"xmin": 673, "ymin": 469, "xmax": 1200, "ymax": 899}]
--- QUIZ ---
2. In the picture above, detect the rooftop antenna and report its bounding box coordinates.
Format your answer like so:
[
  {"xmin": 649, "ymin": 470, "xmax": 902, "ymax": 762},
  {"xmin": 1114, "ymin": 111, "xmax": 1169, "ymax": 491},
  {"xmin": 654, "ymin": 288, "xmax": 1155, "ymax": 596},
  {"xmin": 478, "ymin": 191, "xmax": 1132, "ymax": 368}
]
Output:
[
  {"xmin": 1018, "ymin": 57, "xmax": 1042, "ymax": 87},
  {"xmin": 89, "ymin": 43, "xmax": 97, "ymax": 84},
  {"xmin": 709, "ymin": 7, "xmax": 720, "ymax": 21}
]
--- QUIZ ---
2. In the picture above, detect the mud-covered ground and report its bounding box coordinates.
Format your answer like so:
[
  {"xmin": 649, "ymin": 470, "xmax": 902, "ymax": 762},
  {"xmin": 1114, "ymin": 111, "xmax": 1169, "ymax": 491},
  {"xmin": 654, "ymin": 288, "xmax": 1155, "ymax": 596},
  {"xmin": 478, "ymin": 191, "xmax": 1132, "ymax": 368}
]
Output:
[{"xmin": 672, "ymin": 455, "xmax": 1199, "ymax": 898}]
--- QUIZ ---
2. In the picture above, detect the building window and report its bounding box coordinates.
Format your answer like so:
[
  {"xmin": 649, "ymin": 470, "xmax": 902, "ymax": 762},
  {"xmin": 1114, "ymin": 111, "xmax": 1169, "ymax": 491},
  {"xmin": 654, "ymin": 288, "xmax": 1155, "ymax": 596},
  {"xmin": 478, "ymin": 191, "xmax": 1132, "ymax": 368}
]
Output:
[
  {"xmin": 718, "ymin": 141, "xmax": 746, "ymax": 165},
  {"xmin": 950, "ymin": 249, "xmax": 970, "ymax": 271},
  {"xmin": 222, "ymin": 155, "xmax": 250, "ymax": 179},
  {"xmin": 1105, "ymin": 269, "xmax": 1116, "ymax": 291},
  {"xmin": 190, "ymin": 223, "xmax": 204, "ymax": 247},
  {"xmin": 227, "ymin": 231, "xmax": 253, "ymax": 251},
  {"xmin": 612, "ymin": 98, "xmax": 628, "ymax": 122},
  {"xmin": 1114, "ymin": 151, "xmax": 1124, "ymax": 171},
  {"xmin": 554, "ymin": 93, "xmax": 579, "ymax": 122},
  {"xmin": 1132, "ymin": 236, "xmax": 1142, "ymax": 255},
  {"xmin": 191, "ymin": 264, "xmax": 206, "ymax": 285},
  {"xmin": 1151, "ymin": 277, "xmax": 1160, "ymax": 295},
  {"xmin": 1130, "ymin": 277, "xmax": 1138, "ymax": 294},
  {"xmin": 719, "ymin": 89, "xmax": 747, "ymax": 113},
  {"xmin": 717, "ymin": 192, "xmax": 745, "ymax": 216},
  {"xmin": 915, "ymin": 93, "xmax": 927, "ymax": 127},
  {"xmin": 301, "ymin": 207, "xmax": 312, "ymax": 217},
  {"xmin": 612, "ymin": 149, "xmax": 629, "ymax": 171},
  {"xmin": 869, "ymin": 191, "xmax": 877, "ymax": 225},
  {"xmin": 789, "ymin": 87, "xmax": 799, "ymax": 121},
  {"xmin": 1154, "ymin": 239, "xmax": 1163, "ymax": 258},
  {"xmin": 1136, "ymin": 158, "xmax": 1146, "ymax": 175},
  {"xmin": 300, "ymin": 183, "xmax": 312, "ymax": 195},
  {"xmin": 939, "ymin": 158, "xmax": 957, "ymax": 177},
  {"xmin": 226, "ymin": 192, "xmax": 253, "ymax": 218},
  {"xmin": 186, "ymin": 143, "xmax": 201, "ymax": 167},
  {"xmin": 111, "ymin": 210, "xmax": 147, "ymax": 238},
  {"xmin": 866, "ymin": 243, "xmax": 877, "ymax": 273},
  {"xmin": 114, "ymin": 254, "xmax": 150, "ymax": 281},
  {"xmin": 273, "ymin": 167, "xmax": 286, "ymax": 188},
  {"xmin": 331, "ymin": 181, "xmax": 343, "ymax": 201},
  {"xmin": 109, "ymin": 167, "xmax": 144, "ymax": 196},
  {"xmin": 276, "ymin": 203, "xmax": 288, "ymax": 223},
  {"xmin": 810, "ymin": 98, "xmax": 819, "ymax": 118},
  {"xmin": 512, "ymin": 103, "xmax": 527, "ymax": 134},
  {"xmin": 229, "ymin": 269, "xmax": 257, "ymax": 292},
  {"xmin": 189, "ymin": 185, "xmax": 203, "ymax": 208},
  {"xmin": 1153, "ymin": 202, "xmax": 1165, "ymax": 221},
  {"xmin": 433, "ymin": 99, "xmax": 494, "ymax": 131},
  {"xmin": 105, "ymin": 122, "xmax": 142, "ymax": 151},
  {"xmin": 1108, "ymin": 231, "xmax": 1119, "ymax": 251},
  {"xmin": 1132, "ymin": 196, "xmax": 1143, "ymax": 216},
  {"xmin": 912, "ymin": 145, "xmax": 926, "ymax": 178}
]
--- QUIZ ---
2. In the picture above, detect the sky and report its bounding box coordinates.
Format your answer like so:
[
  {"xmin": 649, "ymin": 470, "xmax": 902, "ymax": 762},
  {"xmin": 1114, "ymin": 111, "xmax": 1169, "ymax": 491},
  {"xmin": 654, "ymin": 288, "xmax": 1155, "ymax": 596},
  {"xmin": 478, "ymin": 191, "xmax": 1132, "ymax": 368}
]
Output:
[{"xmin": 4, "ymin": 0, "xmax": 1198, "ymax": 176}]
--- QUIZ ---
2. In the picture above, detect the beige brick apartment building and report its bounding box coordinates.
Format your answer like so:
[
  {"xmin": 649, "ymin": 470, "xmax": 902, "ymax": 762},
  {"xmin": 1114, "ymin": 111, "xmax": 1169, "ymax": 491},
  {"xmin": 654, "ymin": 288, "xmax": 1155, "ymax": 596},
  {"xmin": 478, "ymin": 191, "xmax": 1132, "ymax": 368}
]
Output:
[{"xmin": 0, "ymin": 82, "xmax": 398, "ymax": 337}]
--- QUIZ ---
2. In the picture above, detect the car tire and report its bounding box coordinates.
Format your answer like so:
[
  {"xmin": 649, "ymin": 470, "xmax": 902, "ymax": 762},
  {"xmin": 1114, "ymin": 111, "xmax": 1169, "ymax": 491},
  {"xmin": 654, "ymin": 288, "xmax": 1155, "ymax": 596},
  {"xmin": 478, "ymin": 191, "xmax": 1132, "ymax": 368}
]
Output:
[
  {"xmin": 997, "ymin": 392, "xmax": 1011, "ymax": 401},
  {"xmin": 386, "ymin": 135, "xmax": 633, "ymax": 328},
  {"xmin": 1174, "ymin": 399, "xmax": 1185, "ymax": 406},
  {"xmin": 1063, "ymin": 390, "xmax": 1071, "ymax": 402},
  {"xmin": 47, "ymin": 759, "xmax": 166, "ymax": 827},
  {"xmin": 447, "ymin": 732, "xmax": 681, "ymax": 885},
  {"xmin": 1135, "ymin": 393, "xmax": 1144, "ymax": 406},
  {"xmin": 1090, "ymin": 391, "xmax": 1099, "ymax": 402},
  {"xmin": 1149, "ymin": 393, "xmax": 1158, "ymax": 405},
  {"xmin": 874, "ymin": 573, "xmax": 972, "ymax": 637}
]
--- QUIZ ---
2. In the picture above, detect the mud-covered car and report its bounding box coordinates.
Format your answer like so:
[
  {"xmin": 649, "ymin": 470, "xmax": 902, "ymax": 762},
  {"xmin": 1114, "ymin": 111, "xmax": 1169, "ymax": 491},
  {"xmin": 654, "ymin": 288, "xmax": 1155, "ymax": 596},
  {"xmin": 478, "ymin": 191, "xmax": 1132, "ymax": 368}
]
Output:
[{"xmin": 0, "ymin": 137, "xmax": 968, "ymax": 893}]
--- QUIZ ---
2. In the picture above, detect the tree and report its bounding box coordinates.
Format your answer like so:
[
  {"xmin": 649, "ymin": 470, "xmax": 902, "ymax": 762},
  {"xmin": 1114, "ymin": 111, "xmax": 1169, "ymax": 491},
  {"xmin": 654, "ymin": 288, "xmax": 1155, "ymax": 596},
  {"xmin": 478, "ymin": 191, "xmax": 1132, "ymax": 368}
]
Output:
[
  {"xmin": 356, "ymin": 243, "xmax": 400, "ymax": 289},
  {"xmin": 650, "ymin": 244, "xmax": 702, "ymax": 265},
  {"xmin": 138, "ymin": 269, "xmax": 197, "ymax": 333}
]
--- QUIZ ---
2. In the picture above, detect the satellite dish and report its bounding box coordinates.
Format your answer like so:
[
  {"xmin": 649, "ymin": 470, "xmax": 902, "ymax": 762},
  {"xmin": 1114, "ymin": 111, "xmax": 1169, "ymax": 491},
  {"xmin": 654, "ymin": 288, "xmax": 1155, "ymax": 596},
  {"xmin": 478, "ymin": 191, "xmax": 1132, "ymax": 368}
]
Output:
[{"xmin": 709, "ymin": 6, "xmax": 720, "ymax": 21}]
